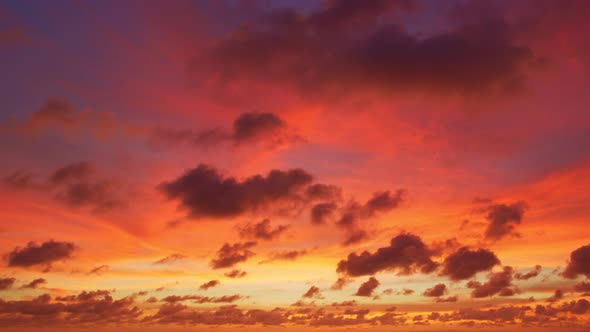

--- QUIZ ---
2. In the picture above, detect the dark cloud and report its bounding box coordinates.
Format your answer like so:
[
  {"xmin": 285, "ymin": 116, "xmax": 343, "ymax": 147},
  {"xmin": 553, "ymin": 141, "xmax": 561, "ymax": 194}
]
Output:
[
  {"xmin": 302, "ymin": 286, "xmax": 323, "ymax": 299},
  {"xmin": 546, "ymin": 289, "xmax": 564, "ymax": 303},
  {"xmin": 330, "ymin": 277, "xmax": 352, "ymax": 290},
  {"xmin": 144, "ymin": 303, "xmax": 286, "ymax": 326},
  {"xmin": 154, "ymin": 254, "xmax": 187, "ymax": 265},
  {"xmin": 563, "ymin": 244, "xmax": 590, "ymax": 278},
  {"xmin": 305, "ymin": 184, "xmax": 342, "ymax": 201},
  {"xmin": 159, "ymin": 164, "xmax": 314, "ymax": 219},
  {"xmin": 342, "ymin": 230, "xmax": 369, "ymax": 246},
  {"xmin": 53, "ymin": 177, "xmax": 124, "ymax": 212},
  {"xmin": 18, "ymin": 98, "xmax": 77, "ymax": 131},
  {"xmin": 150, "ymin": 127, "xmax": 226, "ymax": 147},
  {"xmin": 238, "ymin": 219, "xmax": 290, "ymax": 241},
  {"xmin": 423, "ymin": 283, "xmax": 447, "ymax": 297},
  {"xmin": 161, "ymin": 294, "xmax": 243, "ymax": 304},
  {"xmin": 0, "ymin": 277, "xmax": 15, "ymax": 290},
  {"xmin": 441, "ymin": 247, "xmax": 500, "ymax": 281},
  {"xmin": 224, "ymin": 269, "xmax": 247, "ymax": 278},
  {"xmin": 4, "ymin": 161, "xmax": 125, "ymax": 212},
  {"xmin": 574, "ymin": 281, "xmax": 590, "ymax": 293},
  {"xmin": 483, "ymin": 201, "xmax": 528, "ymax": 241},
  {"xmin": 336, "ymin": 233, "xmax": 437, "ymax": 277},
  {"xmin": 331, "ymin": 300, "xmax": 357, "ymax": 307},
  {"xmin": 21, "ymin": 278, "xmax": 47, "ymax": 289},
  {"xmin": 467, "ymin": 266, "xmax": 516, "ymax": 298},
  {"xmin": 233, "ymin": 112, "xmax": 286, "ymax": 144},
  {"xmin": 87, "ymin": 265, "xmax": 110, "ymax": 275},
  {"xmin": 187, "ymin": 3, "xmax": 537, "ymax": 100},
  {"xmin": 514, "ymin": 265, "xmax": 542, "ymax": 280},
  {"xmin": 7, "ymin": 240, "xmax": 76, "ymax": 268},
  {"xmin": 310, "ymin": 202, "xmax": 338, "ymax": 225},
  {"xmin": 199, "ymin": 280, "xmax": 220, "ymax": 290},
  {"xmin": 49, "ymin": 161, "xmax": 93, "ymax": 184},
  {"xmin": 430, "ymin": 238, "xmax": 462, "ymax": 256},
  {"xmin": 435, "ymin": 305, "xmax": 531, "ymax": 324},
  {"xmin": 435, "ymin": 296, "xmax": 458, "ymax": 303},
  {"xmin": 535, "ymin": 299, "xmax": 590, "ymax": 317},
  {"xmin": 7, "ymin": 98, "xmax": 125, "ymax": 138},
  {"xmin": 0, "ymin": 290, "xmax": 142, "ymax": 325},
  {"xmin": 261, "ymin": 250, "xmax": 307, "ymax": 264},
  {"xmin": 151, "ymin": 112, "xmax": 302, "ymax": 149},
  {"xmin": 210, "ymin": 242, "xmax": 257, "ymax": 269},
  {"xmin": 354, "ymin": 277, "xmax": 380, "ymax": 297},
  {"xmin": 337, "ymin": 190, "xmax": 406, "ymax": 229},
  {"xmin": 400, "ymin": 288, "xmax": 414, "ymax": 295},
  {"xmin": 3, "ymin": 171, "xmax": 34, "ymax": 189},
  {"xmin": 307, "ymin": 0, "xmax": 416, "ymax": 31}
]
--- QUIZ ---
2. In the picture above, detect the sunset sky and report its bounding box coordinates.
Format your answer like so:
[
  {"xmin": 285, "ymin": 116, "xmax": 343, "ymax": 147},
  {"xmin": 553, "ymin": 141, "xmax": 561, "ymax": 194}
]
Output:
[{"xmin": 1, "ymin": 0, "xmax": 590, "ymax": 331}]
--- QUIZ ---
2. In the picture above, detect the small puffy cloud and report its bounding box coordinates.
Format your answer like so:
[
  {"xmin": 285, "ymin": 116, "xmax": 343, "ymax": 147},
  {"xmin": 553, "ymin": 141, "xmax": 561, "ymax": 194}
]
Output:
[
  {"xmin": 337, "ymin": 233, "xmax": 437, "ymax": 277},
  {"xmin": 546, "ymin": 289, "xmax": 564, "ymax": 303},
  {"xmin": 224, "ymin": 269, "xmax": 247, "ymax": 278},
  {"xmin": 441, "ymin": 247, "xmax": 500, "ymax": 280},
  {"xmin": 238, "ymin": 219, "xmax": 290, "ymax": 241},
  {"xmin": 483, "ymin": 201, "xmax": 528, "ymax": 241},
  {"xmin": 21, "ymin": 278, "xmax": 47, "ymax": 289},
  {"xmin": 436, "ymin": 296, "xmax": 458, "ymax": 303},
  {"xmin": 210, "ymin": 242, "xmax": 257, "ymax": 269},
  {"xmin": 0, "ymin": 277, "xmax": 16, "ymax": 290},
  {"xmin": 514, "ymin": 265, "xmax": 542, "ymax": 280},
  {"xmin": 7, "ymin": 240, "xmax": 77, "ymax": 268},
  {"xmin": 423, "ymin": 284, "xmax": 447, "ymax": 297},
  {"xmin": 337, "ymin": 190, "xmax": 406, "ymax": 229},
  {"xmin": 467, "ymin": 266, "xmax": 516, "ymax": 298},
  {"xmin": 354, "ymin": 277, "xmax": 380, "ymax": 297},
  {"xmin": 310, "ymin": 202, "xmax": 338, "ymax": 225},
  {"xmin": 4, "ymin": 161, "xmax": 125, "ymax": 213},
  {"xmin": 302, "ymin": 286, "xmax": 323, "ymax": 299},
  {"xmin": 159, "ymin": 164, "xmax": 313, "ymax": 219},
  {"xmin": 151, "ymin": 112, "xmax": 303, "ymax": 149},
  {"xmin": 199, "ymin": 280, "xmax": 220, "ymax": 290},
  {"xmin": 330, "ymin": 277, "xmax": 352, "ymax": 290}
]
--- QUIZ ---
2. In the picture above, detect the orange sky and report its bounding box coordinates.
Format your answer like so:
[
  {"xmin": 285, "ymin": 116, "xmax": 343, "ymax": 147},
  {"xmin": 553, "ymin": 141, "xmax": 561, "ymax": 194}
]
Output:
[{"xmin": 1, "ymin": 0, "xmax": 590, "ymax": 331}]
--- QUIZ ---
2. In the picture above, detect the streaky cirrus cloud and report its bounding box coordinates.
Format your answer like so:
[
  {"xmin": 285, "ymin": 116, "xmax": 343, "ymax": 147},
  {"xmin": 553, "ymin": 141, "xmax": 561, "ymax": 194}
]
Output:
[{"xmin": 153, "ymin": 253, "xmax": 187, "ymax": 265}]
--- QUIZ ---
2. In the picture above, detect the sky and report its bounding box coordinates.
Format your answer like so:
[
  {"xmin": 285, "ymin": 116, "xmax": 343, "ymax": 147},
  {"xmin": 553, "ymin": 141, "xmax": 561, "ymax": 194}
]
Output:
[{"xmin": 1, "ymin": 0, "xmax": 590, "ymax": 331}]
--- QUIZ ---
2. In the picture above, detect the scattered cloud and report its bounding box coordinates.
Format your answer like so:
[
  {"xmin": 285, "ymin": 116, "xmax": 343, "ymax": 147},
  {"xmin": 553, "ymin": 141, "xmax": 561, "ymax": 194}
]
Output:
[{"xmin": 6, "ymin": 240, "xmax": 77, "ymax": 268}]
